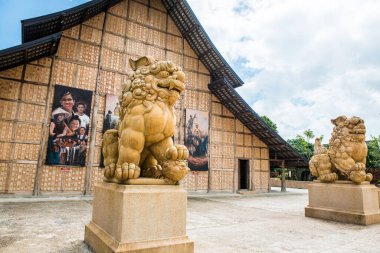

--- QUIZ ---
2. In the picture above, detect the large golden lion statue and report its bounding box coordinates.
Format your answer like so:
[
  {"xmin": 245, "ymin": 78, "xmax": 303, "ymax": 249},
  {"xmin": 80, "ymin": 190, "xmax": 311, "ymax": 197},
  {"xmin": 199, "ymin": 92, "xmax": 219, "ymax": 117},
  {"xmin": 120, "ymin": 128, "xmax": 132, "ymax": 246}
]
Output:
[
  {"xmin": 309, "ymin": 116, "xmax": 372, "ymax": 183},
  {"xmin": 102, "ymin": 56, "xmax": 190, "ymax": 183}
]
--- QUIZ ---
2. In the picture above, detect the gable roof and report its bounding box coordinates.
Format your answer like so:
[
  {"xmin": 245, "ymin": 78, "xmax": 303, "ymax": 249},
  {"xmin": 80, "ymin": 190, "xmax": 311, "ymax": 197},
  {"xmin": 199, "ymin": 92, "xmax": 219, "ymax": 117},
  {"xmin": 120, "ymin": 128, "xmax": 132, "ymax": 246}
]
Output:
[{"xmin": 0, "ymin": 0, "xmax": 308, "ymax": 167}]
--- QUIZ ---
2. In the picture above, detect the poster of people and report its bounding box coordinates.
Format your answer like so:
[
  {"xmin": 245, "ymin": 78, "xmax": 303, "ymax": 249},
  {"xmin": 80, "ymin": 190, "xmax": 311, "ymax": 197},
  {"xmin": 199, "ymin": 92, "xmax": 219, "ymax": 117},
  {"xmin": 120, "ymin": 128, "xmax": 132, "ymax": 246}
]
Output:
[
  {"xmin": 45, "ymin": 85, "xmax": 93, "ymax": 167},
  {"xmin": 103, "ymin": 94, "xmax": 120, "ymax": 133},
  {"xmin": 185, "ymin": 109, "xmax": 209, "ymax": 171}
]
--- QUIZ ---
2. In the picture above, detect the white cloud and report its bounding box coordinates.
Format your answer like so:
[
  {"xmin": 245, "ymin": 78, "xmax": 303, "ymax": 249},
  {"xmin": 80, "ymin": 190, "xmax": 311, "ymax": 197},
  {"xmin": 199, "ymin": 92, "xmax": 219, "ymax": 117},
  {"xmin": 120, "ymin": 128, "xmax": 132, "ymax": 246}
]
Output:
[{"xmin": 187, "ymin": 0, "xmax": 380, "ymax": 142}]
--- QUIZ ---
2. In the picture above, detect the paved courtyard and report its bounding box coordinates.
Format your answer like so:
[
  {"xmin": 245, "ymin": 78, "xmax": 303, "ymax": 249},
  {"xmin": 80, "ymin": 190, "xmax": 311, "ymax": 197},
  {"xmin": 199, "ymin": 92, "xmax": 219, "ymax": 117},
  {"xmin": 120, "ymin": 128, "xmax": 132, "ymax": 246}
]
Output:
[{"xmin": 0, "ymin": 188, "xmax": 379, "ymax": 253}]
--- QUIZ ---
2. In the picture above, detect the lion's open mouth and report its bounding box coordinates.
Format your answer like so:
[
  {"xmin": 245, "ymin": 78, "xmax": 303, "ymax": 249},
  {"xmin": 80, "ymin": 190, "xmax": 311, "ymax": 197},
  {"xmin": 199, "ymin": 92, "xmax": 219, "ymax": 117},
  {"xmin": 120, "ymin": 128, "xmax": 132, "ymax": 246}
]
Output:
[{"xmin": 157, "ymin": 79, "xmax": 185, "ymax": 93}]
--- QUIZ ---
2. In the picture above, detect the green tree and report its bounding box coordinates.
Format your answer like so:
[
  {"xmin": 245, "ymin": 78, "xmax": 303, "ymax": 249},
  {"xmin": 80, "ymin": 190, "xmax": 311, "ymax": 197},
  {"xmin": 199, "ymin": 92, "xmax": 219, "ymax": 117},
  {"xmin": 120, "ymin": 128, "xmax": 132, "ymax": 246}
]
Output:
[
  {"xmin": 367, "ymin": 135, "xmax": 380, "ymax": 168},
  {"xmin": 303, "ymin": 129, "xmax": 315, "ymax": 143},
  {"xmin": 287, "ymin": 134, "xmax": 313, "ymax": 160},
  {"xmin": 261, "ymin": 115, "xmax": 278, "ymax": 133}
]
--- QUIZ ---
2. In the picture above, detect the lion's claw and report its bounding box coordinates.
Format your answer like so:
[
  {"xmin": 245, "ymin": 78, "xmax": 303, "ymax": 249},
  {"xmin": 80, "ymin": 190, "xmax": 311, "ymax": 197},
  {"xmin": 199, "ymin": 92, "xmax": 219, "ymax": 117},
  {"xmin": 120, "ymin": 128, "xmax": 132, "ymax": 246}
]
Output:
[
  {"xmin": 165, "ymin": 145, "xmax": 189, "ymax": 160},
  {"xmin": 104, "ymin": 163, "xmax": 116, "ymax": 179},
  {"xmin": 115, "ymin": 163, "xmax": 140, "ymax": 181}
]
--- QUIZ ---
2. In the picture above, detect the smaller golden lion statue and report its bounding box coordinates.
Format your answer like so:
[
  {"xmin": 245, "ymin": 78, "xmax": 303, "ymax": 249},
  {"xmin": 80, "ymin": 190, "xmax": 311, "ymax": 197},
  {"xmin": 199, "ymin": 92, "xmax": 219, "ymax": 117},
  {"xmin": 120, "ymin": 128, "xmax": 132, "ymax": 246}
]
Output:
[
  {"xmin": 102, "ymin": 56, "xmax": 190, "ymax": 183},
  {"xmin": 309, "ymin": 116, "xmax": 372, "ymax": 183}
]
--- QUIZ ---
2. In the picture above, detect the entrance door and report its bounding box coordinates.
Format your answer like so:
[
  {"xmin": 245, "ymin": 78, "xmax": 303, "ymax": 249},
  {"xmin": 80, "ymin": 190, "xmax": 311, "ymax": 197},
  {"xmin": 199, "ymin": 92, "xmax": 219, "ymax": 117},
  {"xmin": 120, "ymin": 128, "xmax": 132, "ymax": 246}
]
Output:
[{"xmin": 239, "ymin": 159, "xmax": 249, "ymax": 190}]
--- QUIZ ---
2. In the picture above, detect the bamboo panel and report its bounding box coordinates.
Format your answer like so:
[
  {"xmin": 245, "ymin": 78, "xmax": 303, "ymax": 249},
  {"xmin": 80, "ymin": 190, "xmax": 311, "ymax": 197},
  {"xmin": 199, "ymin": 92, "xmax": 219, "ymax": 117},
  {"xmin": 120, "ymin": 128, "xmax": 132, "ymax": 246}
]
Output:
[
  {"xmin": 95, "ymin": 132, "xmax": 103, "ymax": 147},
  {"xmin": 223, "ymin": 145, "xmax": 234, "ymax": 158},
  {"xmin": 210, "ymin": 157, "xmax": 222, "ymax": 170},
  {"xmin": 96, "ymin": 114, "xmax": 104, "ymax": 132},
  {"xmin": 167, "ymin": 34, "xmax": 182, "ymax": 53},
  {"xmin": 105, "ymin": 14, "xmax": 126, "ymax": 36},
  {"xmin": 211, "ymin": 102, "xmax": 222, "ymax": 115},
  {"xmin": 78, "ymin": 43, "xmax": 100, "ymax": 65},
  {"xmin": 210, "ymin": 144, "xmax": 223, "ymax": 157},
  {"xmin": 108, "ymin": 0, "xmax": 128, "ymax": 18},
  {"xmin": 211, "ymin": 170, "xmax": 222, "ymax": 190},
  {"xmin": 244, "ymin": 126, "xmax": 251, "ymax": 134},
  {"xmin": 14, "ymin": 122, "xmax": 42, "ymax": 142},
  {"xmin": 146, "ymin": 45, "xmax": 165, "ymax": 61},
  {"xmin": 261, "ymin": 159, "xmax": 269, "ymax": 171},
  {"xmin": 126, "ymin": 39, "xmax": 146, "ymax": 56},
  {"xmin": 98, "ymin": 95, "xmax": 106, "ymax": 112},
  {"xmin": 223, "ymin": 131, "xmax": 234, "ymax": 144},
  {"xmin": 183, "ymin": 40, "xmax": 197, "ymax": 58},
  {"xmin": 0, "ymin": 100, "xmax": 17, "ymax": 120},
  {"xmin": 13, "ymin": 143, "xmax": 39, "ymax": 160},
  {"xmin": 166, "ymin": 51, "xmax": 182, "ymax": 66},
  {"xmin": 180, "ymin": 172, "xmax": 195, "ymax": 191},
  {"xmin": 0, "ymin": 142, "xmax": 11, "ymax": 160},
  {"xmin": 253, "ymin": 135, "xmax": 266, "ymax": 148},
  {"xmin": 236, "ymin": 119, "xmax": 244, "ymax": 132},
  {"xmin": 100, "ymin": 70, "xmax": 122, "ymax": 95},
  {"xmin": 0, "ymin": 79, "xmax": 20, "ymax": 100},
  {"xmin": 244, "ymin": 147, "xmax": 251, "ymax": 158},
  {"xmin": 104, "ymin": 33, "xmax": 125, "ymax": 51},
  {"xmin": 211, "ymin": 130, "xmax": 222, "ymax": 144},
  {"xmin": 197, "ymin": 171, "xmax": 209, "ymax": 190},
  {"xmin": 253, "ymin": 171, "xmax": 261, "ymax": 189},
  {"xmin": 40, "ymin": 166, "xmax": 62, "ymax": 191},
  {"xmin": 261, "ymin": 148, "xmax": 269, "ymax": 159},
  {"xmin": 236, "ymin": 133, "xmax": 244, "ymax": 146},
  {"xmin": 184, "ymin": 56, "xmax": 198, "ymax": 71},
  {"xmin": 148, "ymin": 8, "xmax": 167, "ymax": 31},
  {"xmin": 253, "ymin": 148, "xmax": 261, "ymax": 159},
  {"xmin": 212, "ymin": 95, "xmax": 220, "ymax": 102},
  {"xmin": 235, "ymin": 147, "xmax": 243, "ymax": 157},
  {"xmin": 101, "ymin": 48, "xmax": 125, "ymax": 72},
  {"xmin": 244, "ymin": 134, "xmax": 252, "ymax": 146},
  {"xmin": 18, "ymin": 103, "xmax": 45, "ymax": 122},
  {"xmin": 63, "ymin": 167, "xmax": 85, "ymax": 191},
  {"xmin": 80, "ymin": 25, "xmax": 102, "ymax": 45},
  {"xmin": 253, "ymin": 159, "xmax": 261, "ymax": 171},
  {"xmin": 150, "ymin": 0, "xmax": 166, "ymax": 12},
  {"xmin": 198, "ymin": 92, "xmax": 210, "ymax": 111},
  {"xmin": 199, "ymin": 61, "xmax": 209, "ymax": 75},
  {"xmin": 91, "ymin": 167, "xmax": 104, "ymax": 190},
  {"xmin": 0, "ymin": 121, "xmax": 13, "ymax": 141},
  {"xmin": 261, "ymin": 172, "xmax": 269, "ymax": 190},
  {"xmin": 135, "ymin": 0, "xmax": 148, "ymax": 5},
  {"xmin": 20, "ymin": 83, "xmax": 47, "ymax": 104},
  {"xmin": 0, "ymin": 163, "xmax": 8, "ymax": 191},
  {"xmin": 183, "ymin": 89, "xmax": 197, "ymax": 109},
  {"xmin": 167, "ymin": 16, "xmax": 181, "ymax": 36},
  {"xmin": 0, "ymin": 66, "xmax": 23, "ymax": 80},
  {"xmin": 30, "ymin": 57, "xmax": 52, "ymax": 67},
  {"xmin": 147, "ymin": 29, "xmax": 166, "ymax": 47},
  {"xmin": 185, "ymin": 71, "xmax": 197, "ymax": 89},
  {"xmin": 8, "ymin": 163, "xmax": 36, "ymax": 192},
  {"xmin": 223, "ymin": 118, "xmax": 235, "ymax": 132},
  {"xmin": 222, "ymin": 105, "xmax": 234, "ymax": 117},
  {"xmin": 24, "ymin": 64, "xmax": 50, "ymax": 84},
  {"xmin": 198, "ymin": 74, "xmax": 210, "ymax": 91},
  {"xmin": 93, "ymin": 147, "xmax": 102, "ymax": 164},
  {"xmin": 62, "ymin": 25, "xmax": 80, "ymax": 39},
  {"xmin": 83, "ymin": 12, "xmax": 105, "ymax": 29},
  {"xmin": 76, "ymin": 65, "xmax": 97, "ymax": 90},
  {"xmin": 129, "ymin": 1, "xmax": 148, "ymax": 24},
  {"xmin": 52, "ymin": 60, "xmax": 75, "ymax": 86},
  {"xmin": 220, "ymin": 170, "xmax": 233, "ymax": 190},
  {"xmin": 126, "ymin": 22, "xmax": 148, "ymax": 42},
  {"xmin": 56, "ymin": 37, "xmax": 78, "ymax": 61},
  {"xmin": 211, "ymin": 115, "xmax": 222, "ymax": 129}
]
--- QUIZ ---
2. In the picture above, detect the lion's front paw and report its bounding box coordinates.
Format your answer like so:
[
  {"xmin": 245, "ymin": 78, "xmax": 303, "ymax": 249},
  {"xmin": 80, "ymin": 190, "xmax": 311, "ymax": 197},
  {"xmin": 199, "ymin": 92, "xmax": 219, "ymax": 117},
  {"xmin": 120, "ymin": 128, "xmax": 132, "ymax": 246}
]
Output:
[
  {"xmin": 141, "ymin": 165, "xmax": 163, "ymax": 179},
  {"xmin": 115, "ymin": 163, "xmax": 141, "ymax": 182},
  {"xmin": 104, "ymin": 163, "xmax": 116, "ymax": 179},
  {"xmin": 365, "ymin": 173, "xmax": 373, "ymax": 182},
  {"xmin": 162, "ymin": 160, "xmax": 190, "ymax": 182},
  {"xmin": 349, "ymin": 163, "xmax": 367, "ymax": 183},
  {"xmin": 165, "ymin": 145, "xmax": 189, "ymax": 161}
]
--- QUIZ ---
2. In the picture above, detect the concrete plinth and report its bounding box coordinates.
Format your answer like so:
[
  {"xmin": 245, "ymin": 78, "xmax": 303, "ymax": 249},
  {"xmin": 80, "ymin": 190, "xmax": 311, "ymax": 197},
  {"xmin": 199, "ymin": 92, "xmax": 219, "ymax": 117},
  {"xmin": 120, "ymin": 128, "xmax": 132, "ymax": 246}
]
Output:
[
  {"xmin": 305, "ymin": 181, "xmax": 380, "ymax": 225},
  {"xmin": 85, "ymin": 182, "xmax": 194, "ymax": 253}
]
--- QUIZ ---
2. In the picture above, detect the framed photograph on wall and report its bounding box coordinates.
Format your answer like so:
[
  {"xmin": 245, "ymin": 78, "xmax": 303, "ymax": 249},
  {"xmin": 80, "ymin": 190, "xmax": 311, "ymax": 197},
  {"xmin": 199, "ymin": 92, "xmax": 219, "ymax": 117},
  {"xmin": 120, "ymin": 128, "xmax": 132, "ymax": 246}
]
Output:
[
  {"xmin": 185, "ymin": 109, "xmax": 209, "ymax": 171},
  {"xmin": 45, "ymin": 85, "xmax": 93, "ymax": 167}
]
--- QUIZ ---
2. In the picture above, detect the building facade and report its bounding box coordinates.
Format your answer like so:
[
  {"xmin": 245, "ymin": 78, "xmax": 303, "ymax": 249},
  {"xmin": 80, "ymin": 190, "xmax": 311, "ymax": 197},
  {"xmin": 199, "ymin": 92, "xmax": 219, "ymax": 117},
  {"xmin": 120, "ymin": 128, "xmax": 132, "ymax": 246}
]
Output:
[{"xmin": 0, "ymin": 0, "xmax": 307, "ymax": 196}]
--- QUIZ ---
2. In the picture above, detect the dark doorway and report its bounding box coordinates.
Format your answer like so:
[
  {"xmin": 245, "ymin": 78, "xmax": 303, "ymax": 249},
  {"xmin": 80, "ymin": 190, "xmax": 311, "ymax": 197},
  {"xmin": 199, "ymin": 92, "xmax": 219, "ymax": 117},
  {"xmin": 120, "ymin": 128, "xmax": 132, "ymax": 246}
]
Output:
[{"xmin": 239, "ymin": 159, "xmax": 249, "ymax": 190}]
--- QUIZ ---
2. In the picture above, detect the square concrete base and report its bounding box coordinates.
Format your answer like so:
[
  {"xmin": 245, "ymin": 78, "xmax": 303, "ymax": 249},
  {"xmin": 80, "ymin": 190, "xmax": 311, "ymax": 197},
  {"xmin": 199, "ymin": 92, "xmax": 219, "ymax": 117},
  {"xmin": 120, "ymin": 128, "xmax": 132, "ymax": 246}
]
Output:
[
  {"xmin": 305, "ymin": 181, "xmax": 380, "ymax": 225},
  {"xmin": 85, "ymin": 182, "xmax": 194, "ymax": 253}
]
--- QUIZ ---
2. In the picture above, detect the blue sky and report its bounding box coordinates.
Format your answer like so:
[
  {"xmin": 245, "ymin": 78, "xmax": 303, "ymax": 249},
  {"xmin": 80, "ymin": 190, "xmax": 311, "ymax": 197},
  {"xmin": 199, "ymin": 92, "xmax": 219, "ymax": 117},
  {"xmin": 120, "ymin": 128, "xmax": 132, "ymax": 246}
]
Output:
[{"xmin": 1, "ymin": 0, "xmax": 380, "ymax": 142}]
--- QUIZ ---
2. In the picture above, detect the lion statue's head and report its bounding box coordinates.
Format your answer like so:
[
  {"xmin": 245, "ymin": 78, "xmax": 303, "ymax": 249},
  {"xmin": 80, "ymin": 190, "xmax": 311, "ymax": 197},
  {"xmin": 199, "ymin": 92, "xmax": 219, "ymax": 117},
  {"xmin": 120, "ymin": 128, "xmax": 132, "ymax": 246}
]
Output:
[{"xmin": 119, "ymin": 56, "xmax": 185, "ymax": 121}]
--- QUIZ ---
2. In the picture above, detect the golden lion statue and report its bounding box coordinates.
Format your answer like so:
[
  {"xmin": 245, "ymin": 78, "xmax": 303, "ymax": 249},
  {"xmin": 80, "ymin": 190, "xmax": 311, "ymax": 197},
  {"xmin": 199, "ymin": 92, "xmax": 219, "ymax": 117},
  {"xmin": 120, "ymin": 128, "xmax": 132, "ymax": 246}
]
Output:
[
  {"xmin": 102, "ymin": 56, "xmax": 190, "ymax": 183},
  {"xmin": 309, "ymin": 116, "xmax": 372, "ymax": 183}
]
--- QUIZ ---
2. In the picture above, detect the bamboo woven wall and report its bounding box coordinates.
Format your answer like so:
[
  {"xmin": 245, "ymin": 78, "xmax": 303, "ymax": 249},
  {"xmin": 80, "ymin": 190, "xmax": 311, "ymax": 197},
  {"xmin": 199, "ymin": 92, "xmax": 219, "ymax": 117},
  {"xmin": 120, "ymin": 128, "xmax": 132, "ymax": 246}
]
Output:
[{"xmin": 0, "ymin": 0, "xmax": 270, "ymax": 194}]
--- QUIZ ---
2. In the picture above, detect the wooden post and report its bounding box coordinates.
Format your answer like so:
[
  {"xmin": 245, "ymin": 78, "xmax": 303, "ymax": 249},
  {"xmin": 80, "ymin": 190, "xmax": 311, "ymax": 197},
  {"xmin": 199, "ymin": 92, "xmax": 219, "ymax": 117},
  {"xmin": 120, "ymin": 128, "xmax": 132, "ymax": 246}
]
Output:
[{"xmin": 281, "ymin": 160, "xmax": 286, "ymax": 192}]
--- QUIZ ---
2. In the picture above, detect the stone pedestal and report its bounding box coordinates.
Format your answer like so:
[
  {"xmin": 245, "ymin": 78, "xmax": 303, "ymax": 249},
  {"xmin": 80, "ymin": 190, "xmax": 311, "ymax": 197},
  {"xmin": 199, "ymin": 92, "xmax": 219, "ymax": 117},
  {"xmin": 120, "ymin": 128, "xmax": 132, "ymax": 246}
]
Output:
[
  {"xmin": 85, "ymin": 181, "xmax": 194, "ymax": 253},
  {"xmin": 305, "ymin": 181, "xmax": 380, "ymax": 225}
]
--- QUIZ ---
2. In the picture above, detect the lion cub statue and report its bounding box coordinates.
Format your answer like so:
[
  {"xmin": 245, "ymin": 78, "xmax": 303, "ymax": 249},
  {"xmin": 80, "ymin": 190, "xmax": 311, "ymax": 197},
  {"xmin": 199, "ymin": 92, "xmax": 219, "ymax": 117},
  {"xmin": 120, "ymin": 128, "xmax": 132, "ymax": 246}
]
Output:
[
  {"xmin": 102, "ymin": 56, "xmax": 190, "ymax": 183},
  {"xmin": 309, "ymin": 116, "xmax": 372, "ymax": 183}
]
